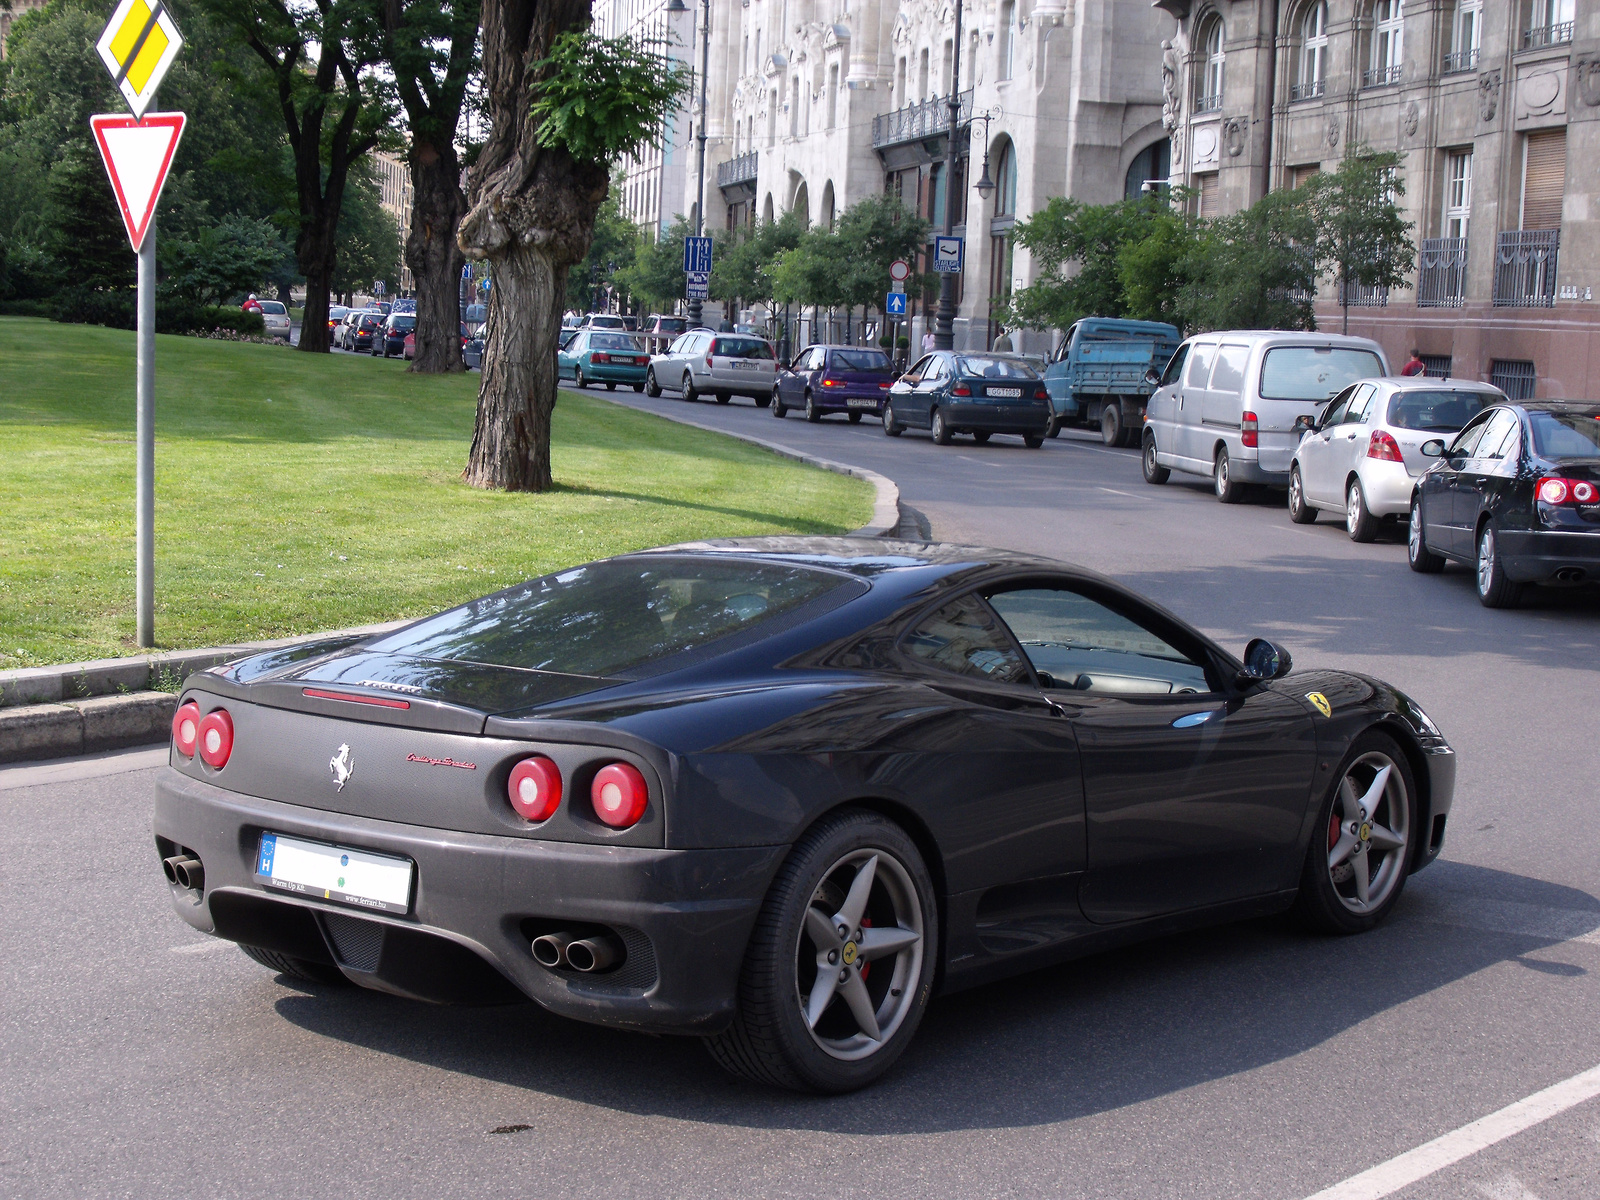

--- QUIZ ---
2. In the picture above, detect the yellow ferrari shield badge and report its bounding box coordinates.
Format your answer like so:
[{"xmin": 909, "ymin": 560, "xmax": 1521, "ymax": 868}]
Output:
[{"xmin": 1305, "ymin": 692, "xmax": 1332, "ymax": 718}]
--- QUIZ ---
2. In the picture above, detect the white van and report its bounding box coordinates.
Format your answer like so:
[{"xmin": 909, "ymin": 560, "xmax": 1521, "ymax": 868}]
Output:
[{"xmin": 1141, "ymin": 331, "xmax": 1389, "ymax": 502}]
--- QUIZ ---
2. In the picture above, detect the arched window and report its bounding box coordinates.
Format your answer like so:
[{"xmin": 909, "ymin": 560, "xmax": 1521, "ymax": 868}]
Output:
[
  {"xmin": 993, "ymin": 138, "xmax": 1017, "ymax": 217},
  {"xmin": 1194, "ymin": 16, "xmax": 1225, "ymax": 112},
  {"xmin": 1123, "ymin": 139, "xmax": 1172, "ymax": 199},
  {"xmin": 1295, "ymin": 3, "xmax": 1329, "ymax": 100},
  {"xmin": 821, "ymin": 181, "xmax": 836, "ymax": 230},
  {"xmin": 1366, "ymin": 0, "xmax": 1404, "ymax": 88}
]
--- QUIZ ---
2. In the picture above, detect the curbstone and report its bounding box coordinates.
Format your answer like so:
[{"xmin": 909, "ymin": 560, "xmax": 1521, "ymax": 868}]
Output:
[
  {"xmin": 77, "ymin": 692, "xmax": 178, "ymax": 754},
  {"xmin": 0, "ymin": 703, "xmax": 84, "ymax": 764}
]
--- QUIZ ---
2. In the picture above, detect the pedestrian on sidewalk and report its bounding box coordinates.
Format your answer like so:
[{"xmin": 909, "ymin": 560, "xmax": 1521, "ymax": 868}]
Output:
[{"xmin": 1400, "ymin": 348, "xmax": 1426, "ymax": 376}]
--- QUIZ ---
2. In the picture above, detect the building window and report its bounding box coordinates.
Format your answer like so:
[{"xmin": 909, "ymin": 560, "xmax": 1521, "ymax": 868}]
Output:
[
  {"xmin": 1490, "ymin": 360, "xmax": 1537, "ymax": 400},
  {"xmin": 993, "ymin": 139, "xmax": 1017, "ymax": 217},
  {"xmin": 1197, "ymin": 172, "xmax": 1220, "ymax": 217},
  {"xmin": 1443, "ymin": 150, "xmax": 1472, "ymax": 238},
  {"xmin": 1420, "ymin": 354, "xmax": 1453, "ymax": 378},
  {"xmin": 896, "ymin": 56, "xmax": 907, "ymax": 105},
  {"xmin": 1364, "ymin": 0, "xmax": 1404, "ymax": 89},
  {"xmin": 790, "ymin": 76, "xmax": 800, "ymax": 136},
  {"xmin": 1523, "ymin": 0, "xmax": 1574, "ymax": 50},
  {"xmin": 1293, "ymin": 3, "xmax": 1328, "ymax": 100},
  {"xmin": 1291, "ymin": 164, "xmax": 1321, "ymax": 189},
  {"xmin": 827, "ymin": 64, "xmax": 839, "ymax": 129},
  {"xmin": 942, "ymin": 38, "xmax": 953, "ymax": 94},
  {"xmin": 1445, "ymin": 0, "xmax": 1481, "ymax": 72},
  {"xmin": 768, "ymin": 89, "xmax": 778, "ymax": 145},
  {"xmin": 919, "ymin": 48, "xmax": 930, "ymax": 100},
  {"xmin": 1124, "ymin": 139, "xmax": 1171, "ymax": 199},
  {"xmin": 1194, "ymin": 17, "xmax": 1224, "ymax": 112},
  {"xmin": 1521, "ymin": 129, "xmax": 1565, "ymax": 230},
  {"xmin": 998, "ymin": 1, "xmax": 1016, "ymax": 81}
]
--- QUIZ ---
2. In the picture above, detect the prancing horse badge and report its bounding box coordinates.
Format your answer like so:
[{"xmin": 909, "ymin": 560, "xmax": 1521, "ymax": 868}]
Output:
[
  {"xmin": 329, "ymin": 743, "xmax": 354, "ymax": 790},
  {"xmin": 1305, "ymin": 692, "xmax": 1332, "ymax": 718}
]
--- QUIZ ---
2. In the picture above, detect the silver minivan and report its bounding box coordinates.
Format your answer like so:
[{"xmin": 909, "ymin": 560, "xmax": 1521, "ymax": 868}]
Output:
[
  {"xmin": 646, "ymin": 329, "xmax": 777, "ymax": 405},
  {"xmin": 1142, "ymin": 331, "xmax": 1389, "ymax": 502}
]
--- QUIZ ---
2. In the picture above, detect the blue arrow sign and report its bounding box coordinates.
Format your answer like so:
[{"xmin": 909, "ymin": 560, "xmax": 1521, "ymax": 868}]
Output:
[
  {"xmin": 885, "ymin": 291, "xmax": 907, "ymax": 315},
  {"xmin": 683, "ymin": 236, "xmax": 713, "ymax": 274}
]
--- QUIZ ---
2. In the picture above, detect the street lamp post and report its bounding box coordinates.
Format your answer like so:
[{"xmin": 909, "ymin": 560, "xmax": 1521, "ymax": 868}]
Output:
[
  {"xmin": 932, "ymin": 0, "xmax": 964, "ymax": 351},
  {"xmin": 671, "ymin": 0, "xmax": 711, "ymax": 328}
]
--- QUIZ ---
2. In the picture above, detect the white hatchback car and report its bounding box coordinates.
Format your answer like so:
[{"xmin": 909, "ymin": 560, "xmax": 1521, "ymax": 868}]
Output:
[
  {"xmin": 256, "ymin": 300, "xmax": 292, "ymax": 341},
  {"xmin": 1287, "ymin": 376, "xmax": 1507, "ymax": 540}
]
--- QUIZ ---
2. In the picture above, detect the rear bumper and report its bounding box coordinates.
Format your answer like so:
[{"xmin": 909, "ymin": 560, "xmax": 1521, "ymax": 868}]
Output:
[
  {"xmin": 1357, "ymin": 461, "xmax": 1423, "ymax": 516},
  {"xmin": 944, "ymin": 400, "xmax": 1051, "ymax": 433},
  {"xmin": 584, "ymin": 362, "xmax": 649, "ymax": 382},
  {"xmin": 154, "ymin": 768, "xmax": 784, "ymax": 1034},
  {"xmin": 813, "ymin": 393, "xmax": 887, "ymax": 413},
  {"xmin": 1227, "ymin": 457, "xmax": 1287, "ymax": 486},
  {"xmin": 710, "ymin": 370, "xmax": 775, "ymax": 392},
  {"xmin": 1496, "ymin": 528, "xmax": 1600, "ymax": 583}
]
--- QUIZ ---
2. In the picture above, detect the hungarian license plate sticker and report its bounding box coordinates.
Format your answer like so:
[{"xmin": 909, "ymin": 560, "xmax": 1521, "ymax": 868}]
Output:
[{"xmin": 255, "ymin": 832, "xmax": 413, "ymax": 914}]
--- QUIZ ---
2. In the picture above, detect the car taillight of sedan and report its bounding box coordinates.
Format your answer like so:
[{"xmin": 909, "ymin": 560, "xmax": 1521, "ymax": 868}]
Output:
[
  {"xmin": 1537, "ymin": 477, "xmax": 1599, "ymax": 505},
  {"xmin": 592, "ymin": 352, "xmax": 613, "ymax": 364}
]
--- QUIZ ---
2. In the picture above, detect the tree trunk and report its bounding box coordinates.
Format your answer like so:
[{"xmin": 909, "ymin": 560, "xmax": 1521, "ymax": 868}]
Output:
[
  {"xmin": 458, "ymin": 0, "xmax": 608, "ymax": 492},
  {"xmin": 298, "ymin": 222, "xmax": 335, "ymax": 353},
  {"xmin": 407, "ymin": 141, "xmax": 467, "ymax": 373}
]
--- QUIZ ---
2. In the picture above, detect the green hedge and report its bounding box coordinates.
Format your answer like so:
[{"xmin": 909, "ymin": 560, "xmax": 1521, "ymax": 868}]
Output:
[{"xmin": 49, "ymin": 288, "xmax": 266, "ymax": 335}]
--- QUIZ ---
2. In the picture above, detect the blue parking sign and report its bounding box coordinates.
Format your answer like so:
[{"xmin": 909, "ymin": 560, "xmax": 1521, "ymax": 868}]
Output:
[
  {"xmin": 933, "ymin": 236, "xmax": 964, "ymax": 273},
  {"xmin": 885, "ymin": 291, "xmax": 907, "ymax": 315},
  {"xmin": 683, "ymin": 236, "xmax": 713, "ymax": 274}
]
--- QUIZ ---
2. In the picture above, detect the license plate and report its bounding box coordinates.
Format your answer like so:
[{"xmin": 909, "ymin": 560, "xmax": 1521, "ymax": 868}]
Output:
[
  {"xmin": 255, "ymin": 832, "xmax": 414, "ymax": 914},
  {"xmin": 847, "ymin": 398, "xmax": 878, "ymax": 408},
  {"xmin": 988, "ymin": 387, "xmax": 1022, "ymax": 398},
  {"xmin": 729, "ymin": 361, "xmax": 757, "ymax": 370}
]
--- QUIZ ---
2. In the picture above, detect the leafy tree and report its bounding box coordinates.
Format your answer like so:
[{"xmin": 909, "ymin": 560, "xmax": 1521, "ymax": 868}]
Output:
[
  {"xmin": 375, "ymin": 0, "xmax": 481, "ymax": 373},
  {"xmin": 832, "ymin": 195, "xmax": 928, "ymax": 319},
  {"xmin": 459, "ymin": 20, "xmax": 688, "ymax": 491},
  {"xmin": 327, "ymin": 168, "xmax": 401, "ymax": 298},
  {"xmin": 567, "ymin": 188, "xmax": 638, "ymax": 311},
  {"xmin": 1304, "ymin": 149, "xmax": 1416, "ymax": 334},
  {"xmin": 1004, "ymin": 196, "xmax": 1175, "ymax": 330},
  {"xmin": 1116, "ymin": 196, "xmax": 1199, "ymax": 327},
  {"xmin": 163, "ymin": 213, "xmax": 292, "ymax": 307},
  {"xmin": 1177, "ymin": 188, "xmax": 1317, "ymax": 332},
  {"xmin": 711, "ymin": 210, "xmax": 803, "ymax": 311}
]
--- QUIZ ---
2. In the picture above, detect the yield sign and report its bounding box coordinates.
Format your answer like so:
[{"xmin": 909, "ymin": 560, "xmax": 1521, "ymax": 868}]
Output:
[{"xmin": 90, "ymin": 112, "xmax": 186, "ymax": 252}]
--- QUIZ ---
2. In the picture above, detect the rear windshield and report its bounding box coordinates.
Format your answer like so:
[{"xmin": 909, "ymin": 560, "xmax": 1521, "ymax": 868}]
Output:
[
  {"xmin": 830, "ymin": 349, "xmax": 892, "ymax": 372},
  {"xmin": 656, "ymin": 318, "xmax": 687, "ymax": 332},
  {"xmin": 329, "ymin": 308, "xmax": 349, "ymax": 320},
  {"xmin": 1387, "ymin": 390, "xmax": 1494, "ymax": 432},
  {"xmin": 366, "ymin": 558, "xmax": 847, "ymax": 678},
  {"xmin": 257, "ymin": 301, "xmax": 287, "ymax": 315},
  {"xmin": 1528, "ymin": 411, "xmax": 1600, "ymax": 458},
  {"xmin": 956, "ymin": 356, "xmax": 1041, "ymax": 380},
  {"xmin": 713, "ymin": 338, "xmax": 774, "ymax": 360},
  {"xmin": 589, "ymin": 333, "xmax": 642, "ymax": 350},
  {"xmin": 359, "ymin": 315, "xmax": 382, "ymax": 328},
  {"xmin": 588, "ymin": 316, "xmax": 624, "ymax": 327},
  {"xmin": 1259, "ymin": 347, "xmax": 1384, "ymax": 401},
  {"xmin": 391, "ymin": 316, "xmax": 416, "ymax": 331}
]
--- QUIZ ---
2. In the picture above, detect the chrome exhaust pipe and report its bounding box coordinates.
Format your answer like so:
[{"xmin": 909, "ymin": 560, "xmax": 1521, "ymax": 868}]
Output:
[
  {"xmin": 1554, "ymin": 567, "xmax": 1586, "ymax": 583},
  {"xmin": 163, "ymin": 855, "xmax": 204, "ymax": 891},
  {"xmin": 531, "ymin": 932, "xmax": 578, "ymax": 969},
  {"xmin": 565, "ymin": 934, "xmax": 624, "ymax": 973}
]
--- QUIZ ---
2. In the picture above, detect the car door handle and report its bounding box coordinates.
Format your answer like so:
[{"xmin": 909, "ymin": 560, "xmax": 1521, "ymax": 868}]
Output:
[{"xmin": 1171, "ymin": 709, "xmax": 1220, "ymax": 729}]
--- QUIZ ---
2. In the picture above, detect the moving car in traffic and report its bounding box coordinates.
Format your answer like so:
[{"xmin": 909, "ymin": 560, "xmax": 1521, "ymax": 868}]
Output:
[
  {"xmin": 884, "ymin": 351, "xmax": 1051, "ymax": 446},
  {"xmin": 1143, "ymin": 332, "xmax": 1390, "ymax": 502},
  {"xmin": 560, "ymin": 331, "xmax": 651, "ymax": 391},
  {"xmin": 256, "ymin": 300, "xmax": 292, "ymax": 342},
  {"xmin": 647, "ymin": 330, "xmax": 777, "ymax": 405},
  {"xmin": 155, "ymin": 538, "xmax": 1454, "ymax": 1093},
  {"xmin": 773, "ymin": 344, "xmax": 896, "ymax": 422},
  {"xmin": 1408, "ymin": 401, "xmax": 1600, "ymax": 606},
  {"xmin": 376, "ymin": 313, "xmax": 416, "ymax": 357},
  {"xmin": 1288, "ymin": 377, "xmax": 1506, "ymax": 540},
  {"xmin": 1043, "ymin": 318, "xmax": 1181, "ymax": 446}
]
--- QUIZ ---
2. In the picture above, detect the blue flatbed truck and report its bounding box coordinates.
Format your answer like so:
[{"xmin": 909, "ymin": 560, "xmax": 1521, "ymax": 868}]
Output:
[{"xmin": 1042, "ymin": 317, "xmax": 1182, "ymax": 447}]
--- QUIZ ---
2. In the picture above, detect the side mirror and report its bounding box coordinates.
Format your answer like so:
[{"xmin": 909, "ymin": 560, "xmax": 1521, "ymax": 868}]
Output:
[
  {"xmin": 1144, "ymin": 368, "xmax": 1161, "ymax": 386},
  {"xmin": 1420, "ymin": 438, "xmax": 1446, "ymax": 457},
  {"xmin": 1237, "ymin": 638, "xmax": 1293, "ymax": 686},
  {"xmin": 1291, "ymin": 415, "xmax": 1316, "ymax": 436}
]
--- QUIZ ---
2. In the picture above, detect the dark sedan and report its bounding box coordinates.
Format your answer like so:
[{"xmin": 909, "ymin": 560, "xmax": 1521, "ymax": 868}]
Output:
[
  {"xmin": 1408, "ymin": 401, "xmax": 1600, "ymax": 606},
  {"xmin": 884, "ymin": 351, "xmax": 1052, "ymax": 446},
  {"xmin": 156, "ymin": 539, "xmax": 1453, "ymax": 1093},
  {"xmin": 773, "ymin": 344, "xmax": 896, "ymax": 422},
  {"xmin": 347, "ymin": 311, "xmax": 383, "ymax": 353},
  {"xmin": 376, "ymin": 313, "xmax": 415, "ymax": 357}
]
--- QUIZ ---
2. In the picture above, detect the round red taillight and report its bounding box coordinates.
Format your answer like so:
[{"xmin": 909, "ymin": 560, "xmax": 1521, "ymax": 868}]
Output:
[
  {"xmin": 591, "ymin": 762, "xmax": 648, "ymax": 829},
  {"xmin": 196, "ymin": 709, "xmax": 234, "ymax": 769},
  {"xmin": 1539, "ymin": 478, "xmax": 1569, "ymax": 504},
  {"xmin": 1575, "ymin": 481, "xmax": 1597, "ymax": 504},
  {"xmin": 172, "ymin": 701, "xmax": 200, "ymax": 757},
  {"xmin": 508, "ymin": 756, "xmax": 562, "ymax": 822}
]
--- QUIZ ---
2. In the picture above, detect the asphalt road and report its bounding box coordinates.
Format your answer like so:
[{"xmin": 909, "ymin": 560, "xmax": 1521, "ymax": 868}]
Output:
[{"xmin": 5, "ymin": 379, "xmax": 1600, "ymax": 1199}]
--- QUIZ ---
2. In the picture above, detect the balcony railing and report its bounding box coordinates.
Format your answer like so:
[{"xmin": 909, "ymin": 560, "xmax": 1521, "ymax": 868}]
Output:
[
  {"xmin": 1494, "ymin": 229, "xmax": 1559, "ymax": 307},
  {"xmin": 1289, "ymin": 79, "xmax": 1325, "ymax": 101},
  {"xmin": 1362, "ymin": 65, "xmax": 1403, "ymax": 89},
  {"xmin": 1522, "ymin": 21, "xmax": 1574, "ymax": 50},
  {"xmin": 1193, "ymin": 92, "xmax": 1223, "ymax": 113},
  {"xmin": 1417, "ymin": 237, "xmax": 1468, "ymax": 308},
  {"xmin": 1442, "ymin": 48, "xmax": 1479, "ymax": 74},
  {"xmin": 871, "ymin": 90, "xmax": 973, "ymax": 149},
  {"xmin": 1341, "ymin": 281, "xmax": 1389, "ymax": 307},
  {"xmin": 716, "ymin": 151, "xmax": 758, "ymax": 190}
]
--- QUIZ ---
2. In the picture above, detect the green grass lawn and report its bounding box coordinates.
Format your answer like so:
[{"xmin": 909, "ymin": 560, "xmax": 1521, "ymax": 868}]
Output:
[{"xmin": 0, "ymin": 318, "xmax": 872, "ymax": 668}]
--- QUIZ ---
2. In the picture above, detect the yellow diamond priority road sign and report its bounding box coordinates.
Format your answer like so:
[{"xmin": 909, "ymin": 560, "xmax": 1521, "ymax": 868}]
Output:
[{"xmin": 95, "ymin": 0, "xmax": 184, "ymax": 121}]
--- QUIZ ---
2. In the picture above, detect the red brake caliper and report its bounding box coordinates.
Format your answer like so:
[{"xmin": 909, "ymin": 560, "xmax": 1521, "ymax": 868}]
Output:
[
  {"xmin": 1328, "ymin": 811, "xmax": 1341, "ymax": 851},
  {"xmin": 859, "ymin": 916, "xmax": 872, "ymax": 981}
]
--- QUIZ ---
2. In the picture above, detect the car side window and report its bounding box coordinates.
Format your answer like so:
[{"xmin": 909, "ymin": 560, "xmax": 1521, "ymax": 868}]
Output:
[
  {"xmin": 987, "ymin": 588, "xmax": 1214, "ymax": 696},
  {"xmin": 1449, "ymin": 412, "xmax": 1495, "ymax": 458},
  {"xmin": 901, "ymin": 594, "xmax": 1030, "ymax": 685},
  {"xmin": 1343, "ymin": 384, "xmax": 1377, "ymax": 424},
  {"xmin": 1475, "ymin": 408, "xmax": 1521, "ymax": 460},
  {"xmin": 1185, "ymin": 343, "xmax": 1216, "ymax": 388},
  {"xmin": 809, "ymin": 347, "xmax": 827, "ymax": 371},
  {"xmin": 1208, "ymin": 345, "xmax": 1250, "ymax": 393},
  {"xmin": 1159, "ymin": 344, "xmax": 1190, "ymax": 387},
  {"xmin": 1319, "ymin": 388, "xmax": 1354, "ymax": 427}
]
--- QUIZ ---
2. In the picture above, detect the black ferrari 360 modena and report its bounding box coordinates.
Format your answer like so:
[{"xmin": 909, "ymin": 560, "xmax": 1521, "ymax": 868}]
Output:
[{"xmin": 156, "ymin": 539, "xmax": 1455, "ymax": 1092}]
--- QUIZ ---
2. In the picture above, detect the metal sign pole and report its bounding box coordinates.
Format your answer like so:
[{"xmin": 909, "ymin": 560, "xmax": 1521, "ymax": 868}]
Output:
[{"xmin": 136, "ymin": 213, "xmax": 156, "ymax": 647}]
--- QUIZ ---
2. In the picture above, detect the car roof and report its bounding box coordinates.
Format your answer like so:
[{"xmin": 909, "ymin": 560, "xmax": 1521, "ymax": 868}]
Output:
[
  {"xmin": 1376, "ymin": 376, "xmax": 1504, "ymax": 393},
  {"xmin": 1514, "ymin": 400, "xmax": 1600, "ymax": 415},
  {"xmin": 805, "ymin": 343, "xmax": 891, "ymax": 352}
]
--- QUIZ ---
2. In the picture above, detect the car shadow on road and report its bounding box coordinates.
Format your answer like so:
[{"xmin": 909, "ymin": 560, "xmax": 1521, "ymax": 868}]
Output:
[{"xmin": 269, "ymin": 859, "xmax": 1597, "ymax": 1135}]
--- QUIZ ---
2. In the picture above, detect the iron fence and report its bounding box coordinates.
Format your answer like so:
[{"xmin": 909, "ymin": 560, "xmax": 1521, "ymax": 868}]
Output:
[
  {"xmin": 1289, "ymin": 79, "xmax": 1325, "ymax": 101},
  {"xmin": 1490, "ymin": 360, "xmax": 1537, "ymax": 400},
  {"xmin": 1493, "ymin": 229, "xmax": 1558, "ymax": 308},
  {"xmin": 1417, "ymin": 237, "xmax": 1468, "ymax": 308},
  {"xmin": 1523, "ymin": 21, "xmax": 1574, "ymax": 50},
  {"xmin": 1341, "ymin": 281, "xmax": 1389, "ymax": 307},
  {"xmin": 1362, "ymin": 65, "xmax": 1403, "ymax": 88},
  {"xmin": 871, "ymin": 90, "xmax": 973, "ymax": 149},
  {"xmin": 1442, "ymin": 48, "xmax": 1479, "ymax": 73},
  {"xmin": 1193, "ymin": 92, "xmax": 1223, "ymax": 113},
  {"xmin": 716, "ymin": 151, "xmax": 758, "ymax": 189}
]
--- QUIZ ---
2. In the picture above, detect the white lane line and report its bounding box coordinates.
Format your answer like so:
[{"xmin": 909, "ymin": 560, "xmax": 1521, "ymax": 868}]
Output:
[
  {"xmin": 1098, "ymin": 487, "xmax": 1138, "ymax": 498},
  {"xmin": 1302, "ymin": 1063, "xmax": 1600, "ymax": 1200},
  {"xmin": 170, "ymin": 941, "xmax": 233, "ymax": 955}
]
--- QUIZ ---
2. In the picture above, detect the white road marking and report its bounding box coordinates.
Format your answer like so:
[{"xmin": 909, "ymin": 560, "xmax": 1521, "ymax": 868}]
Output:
[
  {"xmin": 0, "ymin": 745, "xmax": 167, "ymax": 792},
  {"xmin": 1302, "ymin": 1063, "xmax": 1600, "ymax": 1200},
  {"xmin": 1473, "ymin": 1173, "xmax": 1544, "ymax": 1200},
  {"xmin": 170, "ymin": 940, "xmax": 233, "ymax": 956},
  {"xmin": 1098, "ymin": 487, "xmax": 1138, "ymax": 498}
]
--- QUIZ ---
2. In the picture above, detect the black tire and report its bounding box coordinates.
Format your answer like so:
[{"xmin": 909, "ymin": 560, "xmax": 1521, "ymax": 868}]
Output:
[
  {"xmin": 1214, "ymin": 447, "xmax": 1243, "ymax": 503},
  {"xmin": 606, "ymin": 382, "xmax": 617, "ymax": 391},
  {"xmin": 1346, "ymin": 478, "xmax": 1380, "ymax": 543},
  {"xmin": 683, "ymin": 372, "xmax": 699, "ymax": 402},
  {"xmin": 1291, "ymin": 732, "xmax": 1417, "ymax": 935},
  {"xmin": 239, "ymin": 943, "xmax": 347, "ymax": 986},
  {"xmin": 755, "ymin": 392, "xmax": 772, "ymax": 409},
  {"xmin": 972, "ymin": 430, "xmax": 991, "ymax": 444},
  {"xmin": 1142, "ymin": 434, "xmax": 1170, "ymax": 484},
  {"xmin": 1287, "ymin": 465, "xmax": 1316, "ymax": 523},
  {"xmin": 632, "ymin": 382, "xmax": 645, "ymax": 393},
  {"xmin": 805, "ymin": 391, "xmax": 822, "ymax": 422},
  {"xmin": 1045, "ymin": 416, "xmax": 1062, "ymax": 439},
  {"xmin": 702, "ymin": 809, "xmax": 937, "ymax": 1093},
  {"xmin": 715, "ymin": 392, "xmax": 732, "ymax": 405},
  {"xmin": 1100, "ymin": 404, "xmax": 1124, "ymax": 447},
  {"xmin": 931, "ymin": 408, "xmax": 952, "ymax": 445},
  {"xmin": 882, "ymin": 406, "xmax": 902, "ymax": 436},
  {"xmin": 573, "ymin": 367, "xmax": 588, "ymax": 390},
  {"xmin": 645, "ymin": 368, "xmax": 662, "ymax": 397},
  {"xmin": 1476, "ymin": 519, "xmax": 1522, "ymax": 608},
  {"xmin": 772, "ymin": 389, "xmax": 788, "ymax": 418},
  {"xmin": 1022, "ymin": 433, "xmax": 1044, "ymax": 448},
  {"xmin": 848, "ymin": 411, "xmax": 862, "ymax": 424},
  {"xmin": 1408, "ymin": 494, "xmax": 1445, "ymax": 573}
]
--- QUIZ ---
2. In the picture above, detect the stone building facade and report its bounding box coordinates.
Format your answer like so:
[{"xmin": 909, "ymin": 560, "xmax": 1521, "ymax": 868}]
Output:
[
  {"xmin": 1162, "ymin": 0, "xmax": 1600, "ymax": 399},
  {"xmin": 604, "ymin": 0, "xmax": 1173, "ymax": 349},
  {"xmin": 0, "ymin": 0, "xmax": 48, "ymax": 59},
  {"xmin": 371, "ymin": 150, "xmax": 415, "ymax": 294}
]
